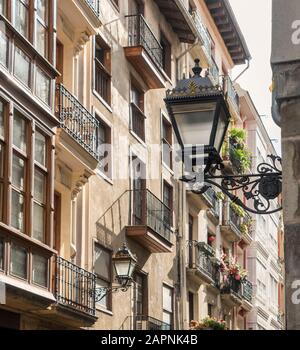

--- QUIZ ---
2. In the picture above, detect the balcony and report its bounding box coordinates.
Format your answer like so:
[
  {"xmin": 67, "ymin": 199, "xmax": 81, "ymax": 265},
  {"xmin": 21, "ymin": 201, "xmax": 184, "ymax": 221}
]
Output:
[
  {"xmin": 58, "ymin": 0, "xmax": 102, "ymax": 38},
  {"xmin": 126, "ymin": 190, "xmax": 173, "ymax": 253},
  {"xmin": 208, "ymin": 56, "xmax": 220, "ymax": 85},
  {"xmin": 220, "ymin": 201, "xmax": 243, "ymax": 242},
  {"xmin": 153, "ymin": 0, "xmax": 196, "ymax": 43},
  {"xmin": 186, "ymin": 241, "xmax": 219, "ymax": 286},
  {"xmin": 124, "ymin": 15, "xmax": 165, "ymax": 89},
  {"xmin": 132, "ymin": 316, "xmax": 172, "ymax": 330},
  {"xmin": 221, "ymin": 277, "xmax": 243, "ymax": 307},
  {"xmin": 223, "ymin": 75, "xmax": 240, "ymax": 117},
  {"xmin": 240, "ymin": 279, "xmax": 253, "ymax": 311},
  {"xmin": 55, "ymin": 257, "xmax": 96, "ymax": 319},
  {"xmin": 204, "ymin": 187, "xmax": 220, "ymax": 222},
  {"xmin": 55, "ymin": 84, "xmax": 99, "ymax": 172},
  {"xmin": 190, "ymin": 11, "xmax": 211, "ymax": 67},
  {"xmin": 240, "ymin": 213, "xmax": 253, "ymax": 246}
]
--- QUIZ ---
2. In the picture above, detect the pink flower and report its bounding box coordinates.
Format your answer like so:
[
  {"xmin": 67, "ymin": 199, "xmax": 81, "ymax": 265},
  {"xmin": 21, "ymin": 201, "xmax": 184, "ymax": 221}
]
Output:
[{"xmin": 235, "ymin": 274, "xmax": 241, "ymax": 281}]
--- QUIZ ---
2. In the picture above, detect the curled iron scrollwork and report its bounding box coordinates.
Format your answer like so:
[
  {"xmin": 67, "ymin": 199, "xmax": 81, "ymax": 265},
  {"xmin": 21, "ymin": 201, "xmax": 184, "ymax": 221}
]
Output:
[{"xmin": 184, "ymin": 155, "xmax": 282, "ymax": 215}]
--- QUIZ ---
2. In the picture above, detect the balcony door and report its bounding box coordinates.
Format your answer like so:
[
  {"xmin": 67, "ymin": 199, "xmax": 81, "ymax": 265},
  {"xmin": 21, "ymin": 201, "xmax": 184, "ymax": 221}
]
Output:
[
  {"xmin": 131, "ymin": 155, "xmax": 146, "ymax": 225},
  {"xmin": 132, "ymin": 272, "xmax": 148, "ymax": 329}
]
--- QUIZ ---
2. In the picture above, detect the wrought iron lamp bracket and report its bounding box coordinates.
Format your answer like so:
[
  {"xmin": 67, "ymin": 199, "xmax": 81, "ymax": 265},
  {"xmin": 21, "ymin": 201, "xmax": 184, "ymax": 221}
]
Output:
[
  {"xmin": 94, "ymin": 283, "xmax": 131, "ymax": 302},
  {"xmin": 181, "ymin": 154, "xmax": 282, "ymax": 215}
]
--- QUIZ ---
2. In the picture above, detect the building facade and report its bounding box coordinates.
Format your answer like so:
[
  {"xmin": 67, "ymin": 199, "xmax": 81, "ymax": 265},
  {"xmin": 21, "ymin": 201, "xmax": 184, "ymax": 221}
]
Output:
[
  {"xmin": 236, "ymin": 86, "xmax": 285, "ymax": 330},
  {"xmin": 0, "ymin": 0, "xmax": 283, "ymax": 330}
]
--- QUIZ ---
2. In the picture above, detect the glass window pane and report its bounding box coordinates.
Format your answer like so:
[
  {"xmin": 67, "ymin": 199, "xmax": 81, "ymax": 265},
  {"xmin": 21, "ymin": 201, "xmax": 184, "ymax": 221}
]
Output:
[
  {"xmin": 0, "ymin": 0, "xmax": 6, "ymax": 15},
  {"xmin": 34, "ymin": 169, "xmax": 45, "ymax": 203},
  {"xmin": 35, "ymin": 131, "xmax": 46, "ymax": 166},
  {"xmin": 37, "ymin": 0, "xmax": 48, "ymax": 22},
  {"xmin": 32, "ymin": 254, "xmax": 48, "ymax": 287},
  {"xmin": 12, "ymin": 155, "xmax": 25, "ymax": 191},
  {"xmin": 13, "ymin": 111, "xmax": 27, "ymax": 152},
  {"xmin": 14, "ymin": 0, "xmax": 29, "ymax": 38},
  {"xmin": 94, "ymin": 245, "xmax": 110, "ymax": 280},
  {"xmin": 0, "ymin": 238, "xmax": 3, "ymax": 270},
  {"xmin": 0, "ymin": 183, "xmax": 3, "ymax": 222},
  {"xmin": 11, "ymin": 244, "xmax": 27, "ymax": 279},
  {"xmin": 163, "ymin": 286, "xmax": 173, "ymax": 312},
  {"xmin": 33, "ymin": 203, "xmax": 44, "ymax": 242},
  {"xmin": 0, "ymin": 30, "xmax": 8, "ymax": 68},
  {"xmin": 35, "ymin": 67, "xmax": 50, "ymax": 105},
  {"xmin": 0, "ymin": 142, "xmax": 4, "ymax": 178},
  {"xmin": 14, "ymin": 47, "xmax": 31, "ymax": 86},
  {"xmin": 36, "ymin": 21, "xmax": 48, "ymax": 57},
  {"xmin": 11, "ymin": 190, "xmax": 24, "ymax": 232},
  {"xmin": 0, "ymin": 101, "xmax": 4, "ymax": 138},
  {"xmin": 163, "ymin": 312, "xmax": 172, "ymax": 327}
]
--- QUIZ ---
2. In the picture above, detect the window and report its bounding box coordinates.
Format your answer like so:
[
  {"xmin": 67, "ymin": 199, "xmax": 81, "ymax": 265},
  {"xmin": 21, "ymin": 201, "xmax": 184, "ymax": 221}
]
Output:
[
  {"xmin": 257, "ymin": 260, "xmax": 267, "ymax": 300},
  {"xmin": 110, "ymin": 0, "xmax": 119, "ymax": 10},
  {"xmin": 35, "ymin": 67, "xmax": 50, "ymax": 105},
  {"xmin": 130, "ymin": 82, "xmax": 145, "ymax": 141},
  {"xmin": 96, "ymin": 117, "xmax": 112, "ymax": 178},
  {"xmin": 32, "ymin": 253, "xmax": 48, "ymax": 287},
  {"xmin": 14, "ymin": 47, "xmax": 31, "ymax": 87},
  {"xmin": 162, "ymin": 117, "xmax": 172, "ymax": 169},
  {"xmin": 35, "ymin": 0, "xmax": 49, "ymax": 57},
  {"xmin": 11, "ymin": 111, "xmax": 28, "ymax": 232},
  {"xmin": 208, "ymin": 303, "xmax": 213, "ymax": 318},
  {"xmin": 163, "ymin": 181, "xmax": 173, "ymax": 227},
  {"xmin": 11, "ymin": 243, "xmax": 27, "ymax": 279},
  {"xmin": 0, "ymin": 30, "xmax": 8, "ymax": 68},
  {"xmin": 14, "ymin": 0, "xmax": 30, "ymax": 39},
  {"xmin": 94, "ymin": 244, "xmax": 112, "ymax": 310},
  {"xmin": 0, "ymin": 101, "xmax": 4, "ymax": 222},
  {"xmin": 133, "ymin": 272, "xmax": 147, "ymax": 317},
  {"xmin": 0, "ymin": 237, "xmax": 4, "ymax": 270},
  {"xmin": 270, "ymin": 274, "xmax": 278, "ymax": 308},
  {"xmin": 94, "ymin": 36, "xmax": 111, "ymax": 105},
  {"xmin": 161, "ymin": 33, "xmax": 171, "ymax": 77},
  {"xmin": 163, "ymin": 285, "xmax": 173, "ymax": 328},
  {"xmin": 0, "ymin": 0, "xmax": 6, "ymax": 16}
]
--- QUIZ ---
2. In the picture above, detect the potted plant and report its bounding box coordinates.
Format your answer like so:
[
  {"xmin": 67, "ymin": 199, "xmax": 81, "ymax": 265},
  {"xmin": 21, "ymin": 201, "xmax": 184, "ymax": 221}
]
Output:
[
  {"xmin": 190, "ymin": 317, "xmax": 226, "ymax": 331},
  {"xmin": 230, "ymin": 202, "xmax": 245, "ymax": 218}
]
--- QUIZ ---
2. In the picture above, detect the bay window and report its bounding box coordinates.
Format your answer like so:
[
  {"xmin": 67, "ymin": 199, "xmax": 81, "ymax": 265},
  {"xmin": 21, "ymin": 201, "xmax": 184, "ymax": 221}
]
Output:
[
  {"xmin": 35, "ymin": 66, "xmax": 50, "ymax": 104},
  {"xmin": 32, "ymin": 253, "xmax": 48, "ymax": 287},
  {"xmin": 0, "ymin": 30, "xmax": 8, "ymax": 67},
  {"xmin": 0, "ymin": 0, "xmax": 6, "ymax": 15}
]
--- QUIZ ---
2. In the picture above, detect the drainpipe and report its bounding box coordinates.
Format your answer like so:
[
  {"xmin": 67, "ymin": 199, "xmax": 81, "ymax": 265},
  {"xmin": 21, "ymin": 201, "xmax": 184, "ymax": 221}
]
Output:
[{"xmin": 233, "ymin": 59, "xmax": 250, "ymax": 82}]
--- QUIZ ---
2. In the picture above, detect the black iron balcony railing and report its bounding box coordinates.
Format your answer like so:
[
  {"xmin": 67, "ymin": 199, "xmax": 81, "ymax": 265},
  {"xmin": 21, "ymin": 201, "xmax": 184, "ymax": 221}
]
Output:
[
  {"xmin": 241, "ymin": 279, "xmax": 253, "ymax": 303},
  {"xmin": 209, "ymin": 55, "xmax": 219, "ymax": 85},
  {"xmin": 132, "ymin": 189, "xmax": 172, "ymax": 242},
  {"xmin": 191, "ymin": 11, "xmax": 211, "ymax": 58},
  {"xmin": 223, "ymin": 75, "xmax": 240, "ymax": 112},
  {"xmin": 221, "ymin": 276, "xmax": 242, "ymax": 298},
  {"xmin": 56, "ymin": 84, "xmax": 99, "ymax": 160},
  {"xmin": 205, "ymin": 187, "xmax": 220, "ymax": 217},
  {"xmin": 188, "ymin": 241, "xmax": 218, "ymax": 283},
  {"xmin": 228, "ymin": 203, "xmax": 243, "ymax": 231},
  {"xmin": 86, "ymin": 0, "xmax": 100, "ymax": 16},
  {"xmin": 131, "ymin": 103, "xmax": 146, "ymax": 141},
  {"xmin": 126, "ymin": 14, "xmax": 163, "ymax": 69},
  {"xmin": 133, "ymin": 315, "xmax": 172, "ymax": 330},
  {"xmin": 55, "ymin": 256, "xmax": 96, "ymax": 317}
]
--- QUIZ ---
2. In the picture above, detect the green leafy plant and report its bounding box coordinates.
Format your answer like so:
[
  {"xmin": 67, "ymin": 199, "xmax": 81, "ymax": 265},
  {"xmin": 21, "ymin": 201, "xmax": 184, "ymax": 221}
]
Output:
[
  {"xmin": 229, "ymin": 128, "xmax": 247, "ymax": 143},
  {"xmin": 230, "ymin": 202, "xmax": 245, "ymax": 218},
  {"xmin": 216, "ymin": 191, "xmax": 225, "ymax": 201},
  {"xmin": 231, "ymin": 147, "xmax": 252, "ymax": 173},
  {"xmin": 190, "ymin": 317, "xmax": 226, "ymax": 331}
]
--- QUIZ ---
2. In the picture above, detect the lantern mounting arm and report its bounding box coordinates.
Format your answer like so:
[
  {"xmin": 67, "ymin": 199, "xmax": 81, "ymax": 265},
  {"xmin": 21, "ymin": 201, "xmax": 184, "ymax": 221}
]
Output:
[
  {"xmin": 181, "ymin": 154, "xmax": 283, "ymax": 215},
  {"xmin": 93, "ymin": 283, "xmax": 132, "ymax": 302}
]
